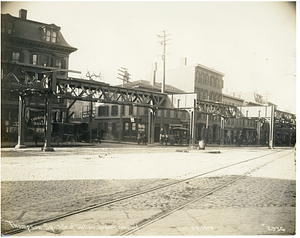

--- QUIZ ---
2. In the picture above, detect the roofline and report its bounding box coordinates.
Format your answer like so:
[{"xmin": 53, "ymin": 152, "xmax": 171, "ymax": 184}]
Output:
[
  {"xmin": 195, "ymin": 63, "xmax": 225, "ymax": 76},
  {"xmin": 2, "ymin": 13, "xmax": 61, "ymax": 29},
  {"xmin": 222, "ymin": 93, "xmax": 244, "ymax": 102},
  {"xmin": 120, "ymin": 79, "xmax": 186, "ymax": 93}
]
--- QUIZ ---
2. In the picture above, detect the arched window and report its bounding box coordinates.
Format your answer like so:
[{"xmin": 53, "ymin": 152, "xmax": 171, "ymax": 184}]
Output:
[
  {"xmin": 52, "ymin": 31, "xmax": 57, "ymax": 43},
  {"xmin": 46, "ymin": 30, "xmax": 51, "ymax": 41}
]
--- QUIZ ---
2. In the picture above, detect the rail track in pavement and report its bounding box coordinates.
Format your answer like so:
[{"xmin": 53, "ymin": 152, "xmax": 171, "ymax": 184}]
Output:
[
  {"xmin": 120, "ymin": 150, "xmax": 293, "ymax": 235},
  {"xmin": 1, "ymin": 149, "xmax": 292, "ymax": 236}
]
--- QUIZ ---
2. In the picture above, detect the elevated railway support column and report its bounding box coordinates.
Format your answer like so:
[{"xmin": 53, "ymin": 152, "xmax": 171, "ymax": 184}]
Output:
[
  {"xmin": 42, "ymin": 72, "xmax": 56, "ymax": 151},
  {"xmin": 268, "ymin": 105, "xmax": 275, "ymax": 149},
  {"xmin": 256, "ymin": 120, "xmax": 261, "ymax": 146},
  {"xmin": 188, "ymin": 108, "xmax": 196, "ymax": 148},
  {"xmin": 160, "ymin": 109, "xmax": 164, "ymax": 144},
  {"xmin": 15, "ymin": 94, "xmax": 26, "ymax": 149},
  {"xmin": 42, "ymin": 92, "xmax": 54, "ymax": 151},
  {"xmin": 147, "ymin": 108, "xmax": 155, "ymax": 145},
  {"xmin": 220, "ymin": 117, "xmax": 225, "ymax": 146},
  {"xmin": 89, "ymin": 98, "xmax": 93, "ymax": 143},
  {"xmin": 118, "ymin": 105, "xmax": 123, "ymax": 142}
]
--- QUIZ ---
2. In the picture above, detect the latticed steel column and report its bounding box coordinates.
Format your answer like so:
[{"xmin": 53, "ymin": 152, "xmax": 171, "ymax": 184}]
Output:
[
  {"xmin": 148, "ymin": 107, "xmax": 155, "ymax": 145},
  {"xmin": 220, "ymin": 117, "xmax": 225, "ymax": 146},
  {"xmin": 15, "ymin": 94, "xmax": 26, "ymax": 149},
  {"xmin": 42, "ymin": 71, "xmax": 56, "ymax": 151}
]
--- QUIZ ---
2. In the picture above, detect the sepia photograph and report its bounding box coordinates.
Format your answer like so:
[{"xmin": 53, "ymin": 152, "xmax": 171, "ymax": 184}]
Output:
[{"xmin": 1, "ymin": 0, "xmax": 296, "ymax": 236}]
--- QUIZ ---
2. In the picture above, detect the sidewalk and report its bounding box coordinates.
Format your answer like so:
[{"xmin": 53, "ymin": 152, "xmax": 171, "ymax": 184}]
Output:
[{"xmin": 1, "ymin": 140, "xmax": 267, "ymax": 149}]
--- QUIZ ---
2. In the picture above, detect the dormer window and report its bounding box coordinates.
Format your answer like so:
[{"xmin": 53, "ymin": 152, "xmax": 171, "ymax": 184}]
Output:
[
  {"xmin": 42, "ymin": 27, "xmax": 57, "ymax": 43},
  {"xmin": 46, "ymin": 30, "xmax": 51, "ymax": 41},
  {"xmin": 2, "ymin": 21, "xmax": 13, "ymax": 34},
  {"xmin": 52, "ymin": 31, "xmax": 57, "ymax": 43}
]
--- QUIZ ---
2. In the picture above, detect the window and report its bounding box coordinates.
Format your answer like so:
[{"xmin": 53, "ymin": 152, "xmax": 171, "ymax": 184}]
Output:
[
  {"xmin": 52, "ymin": 31, "xmax": 57, "ymax": 43},
  {"xmin": 40, "ymin": 55, "xmax": 49, "ymax": 66},
  {"xmin": 56, "ymin": 59, "xmax": 62, "ymax": 68},
  {"xmin": 2, "ymin": 22, "xmax": 12, "ymax": 34},
  {"xmin": 7, "ymin": 23, "xmax": 12, "ymax": 34},
  {"xmin": 132, "ymin": 123, "xmax": 136, "ymax": 131},
  {"xmin": 12, "ymin": 52, "xmax": 20, "ymax": 62},
  {"xmin": 32, "ymin": 54, "xmax": 38, "ymax": 65},
  {"xmin": 111, "ymin": 105, "xmax": 118, "ymax": 116},
  {"xmin": 125, "ymin": 123, "xmax": 129, "ymax": 131},
  {"xmin": 46, "ymin": 30, "xmax": 51, "ymax": 41},
  {"xmin": 43, "ymin": 28, "xmax": 58, "ymax": 43},
  {"xmin": 122, "ymin": 105, "xmax": 125, "ymax": 116},
  {"xmin": 98, "ymin": 106, "xmax": 109, "ymax": 117},
  {"xmin": 129, "ymin": 105, "xmax": 133, "ymax": 115}
]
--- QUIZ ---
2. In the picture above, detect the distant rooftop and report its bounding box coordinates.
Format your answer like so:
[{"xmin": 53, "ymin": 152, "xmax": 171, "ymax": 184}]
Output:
[{"xmin": 117, "ymin": 80, "xmax": 186, "ymax": 94}]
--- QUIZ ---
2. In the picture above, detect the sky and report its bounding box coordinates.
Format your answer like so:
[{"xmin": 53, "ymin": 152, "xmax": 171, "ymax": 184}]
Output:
[{"xmin": 1, "ymin": 1, "xmax": 297, "ymax": 113}]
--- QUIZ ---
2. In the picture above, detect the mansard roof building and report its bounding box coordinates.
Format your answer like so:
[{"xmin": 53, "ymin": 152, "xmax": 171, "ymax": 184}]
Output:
[
  {"xmin": 1, "ymin": 9, "xmax": 77, "ymax": 79},
  {"xmin": 1, "ymin": 9, "xmax": 77, "ymax": 143}
]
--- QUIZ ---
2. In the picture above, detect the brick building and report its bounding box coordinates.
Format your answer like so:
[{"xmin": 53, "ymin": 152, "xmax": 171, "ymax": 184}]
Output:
[
  {"xmin": 148, "ymin": 59, "xmax": 225, "ymax": 143},
  {"xmin": 1, "ymin": 9, "xmax": 77, "ymax": 142},
  {"xmin": 87, "ymin": 80, "xmax": 189, "ymax": 142}
]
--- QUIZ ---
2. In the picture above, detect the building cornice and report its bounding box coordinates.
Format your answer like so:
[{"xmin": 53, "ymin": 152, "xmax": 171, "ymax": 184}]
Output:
[
  {"xmin": 195, "ymin": 63, "xmax": 225, "ymax": 76},
  {"xmin": 2, "ymin": 35, "xmax": 77, "ymax": 53}
]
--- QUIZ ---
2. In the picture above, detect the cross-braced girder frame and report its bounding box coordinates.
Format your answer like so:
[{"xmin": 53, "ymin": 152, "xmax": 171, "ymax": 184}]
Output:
[
  {"xmin": 55, "ymin": 78, "xmax": 166, "ymax": 108},
  {"xmin": 196, "ymin": 100, "xmax": 244, "ymax": 118},
  {"xmin": 274, "ymin": 110, "xmax": 296, "ymax": 127}
]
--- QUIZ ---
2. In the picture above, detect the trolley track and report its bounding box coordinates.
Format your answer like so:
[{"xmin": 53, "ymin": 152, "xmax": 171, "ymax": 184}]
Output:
[
  {"xmin": 120, "ymin": 150, "xmax": 294, "ymax": 236},
  {"xmin": 1, "ymin": 149, "xmax": 291, "ymax": 236}
]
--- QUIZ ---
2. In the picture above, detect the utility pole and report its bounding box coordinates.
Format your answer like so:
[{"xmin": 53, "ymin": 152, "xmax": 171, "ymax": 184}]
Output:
[
  {"xmin": 157, "ymin": 30, "xmax": 171, "ymax": 141},
  {"xmin": 86, "ymin": 71, "xmax": 101, "ymax": 143},
  {"xmin": 117, "ymin": 67, "xmax": 131, "ymax": 87},
  {"xmin": 117, "ymin": 68, "xmax": 130, "ymax": 142},
  {"xmin": 157, "ymin": 30, "xmax": 171, "ymax": 93}
]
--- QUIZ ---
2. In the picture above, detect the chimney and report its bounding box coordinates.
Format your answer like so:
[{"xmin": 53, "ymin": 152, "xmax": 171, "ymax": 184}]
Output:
[
  {"xmin": 150, "ymin": 62, "xmax": 157, "ymax": 86},
  {"xmin": 180, "ymin": 57, "xmax": 187, "ymax": 67},
  {"xmin": 19, "ymin": 9, "xmax": 27, "ymax": 20}
]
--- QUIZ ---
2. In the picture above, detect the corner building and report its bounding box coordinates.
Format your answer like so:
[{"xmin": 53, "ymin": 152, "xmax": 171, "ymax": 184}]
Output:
[{"xmin": 1, "ymin": 9, "xmax": 77, "ymax": 143}]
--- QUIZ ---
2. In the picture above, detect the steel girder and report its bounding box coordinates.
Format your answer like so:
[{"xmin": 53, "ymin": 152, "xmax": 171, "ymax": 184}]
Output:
[
  {"xmin": 274, "ymin": 110, "xmax": 296, "ymax": 126},
  {"xmin": 1, "ymin": 66, "xmax": 51, "ymax": 96},
  {"xmin": 55, "ymin": 78, "xmax": 167, "ymax": 108},
  {"xmin": 1, "ymin": 67, "xmax": 168, "ymax": 108},
  {"xmin": 2, "ymin": 67, "xmax": 295, "ymax": 123},
  {"xmin": 196, "ymin": 100, "xmax": 244, "ymax": 118}
]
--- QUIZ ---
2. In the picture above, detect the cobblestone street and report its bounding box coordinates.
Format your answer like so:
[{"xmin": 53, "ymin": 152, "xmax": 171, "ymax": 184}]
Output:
[{"xmin": 1, "ymin": 145, "xmax": 296, "ymax": 235}]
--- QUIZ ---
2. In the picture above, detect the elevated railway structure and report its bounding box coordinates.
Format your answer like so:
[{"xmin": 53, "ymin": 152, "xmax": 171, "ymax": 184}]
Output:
[{"xmin": 1, "ymin": 67, "xmax": 295, "ymax": 150}]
